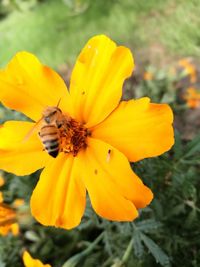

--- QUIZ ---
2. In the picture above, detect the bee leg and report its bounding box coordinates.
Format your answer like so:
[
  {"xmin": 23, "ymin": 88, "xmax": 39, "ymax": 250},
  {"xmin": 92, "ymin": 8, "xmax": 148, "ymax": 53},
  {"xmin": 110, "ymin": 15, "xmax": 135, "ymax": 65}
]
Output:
[{"xmin": 56, "ymin": 121, "xmax": 63, "ymax": 128}]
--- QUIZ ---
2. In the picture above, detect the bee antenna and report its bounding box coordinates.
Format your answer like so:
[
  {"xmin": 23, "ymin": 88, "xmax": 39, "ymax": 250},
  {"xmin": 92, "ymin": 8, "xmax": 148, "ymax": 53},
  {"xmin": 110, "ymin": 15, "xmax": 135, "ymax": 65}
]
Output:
[{"xmin": 56, "ymin": 98, "xmax": 62, "ymax": 108}]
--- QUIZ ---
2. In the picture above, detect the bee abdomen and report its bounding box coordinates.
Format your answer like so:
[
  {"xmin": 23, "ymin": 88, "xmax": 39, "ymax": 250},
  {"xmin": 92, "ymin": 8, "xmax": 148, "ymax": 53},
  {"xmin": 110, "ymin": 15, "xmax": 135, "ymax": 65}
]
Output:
[
  {"xmin": 43, "ymin": 139, "xmax": 60, "ymax": 158},
  {"xmin": 40, "ymin": 124, "xmax": 60, "ymax": 158}
]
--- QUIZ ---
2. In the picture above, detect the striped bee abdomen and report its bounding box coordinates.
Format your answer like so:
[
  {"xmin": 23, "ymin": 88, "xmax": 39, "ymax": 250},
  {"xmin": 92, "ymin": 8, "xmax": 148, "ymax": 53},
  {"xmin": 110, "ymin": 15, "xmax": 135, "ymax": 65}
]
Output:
[{"xmin": 39, "ymin": 125, "xmax": 60, "ymax": 158}]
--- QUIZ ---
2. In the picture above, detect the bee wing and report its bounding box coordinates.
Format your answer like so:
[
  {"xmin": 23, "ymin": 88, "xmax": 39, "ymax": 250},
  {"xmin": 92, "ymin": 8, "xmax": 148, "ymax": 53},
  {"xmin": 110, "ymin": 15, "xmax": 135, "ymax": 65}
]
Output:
[{"xmin": 23, "ymin": 117, "xmax": 44, "ymax": 142}]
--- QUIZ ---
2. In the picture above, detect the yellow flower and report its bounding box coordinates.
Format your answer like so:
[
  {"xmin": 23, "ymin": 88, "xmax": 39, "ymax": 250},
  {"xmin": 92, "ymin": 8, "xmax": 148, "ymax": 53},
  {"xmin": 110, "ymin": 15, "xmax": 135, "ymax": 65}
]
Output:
[
  {"xmin": 0, "ymin": 178, "xmax": 23, "ymax": 235},
  {"xmin": 0, "ymin": 35, "xmax": 174, "ymax": 229},
  {"xmin": 23, "ymin": 251, "xmax": 51, "ymax": 267},
  {"xmin": 0, "ymin": 192, "xmax": 3, "ymax": 203},
  {"xmin": 13, "ymin": 198, "xmax": 25, "ymax": 208},
  {"xmin": 178, "ymin": 58, "xmax": 197, "ymax": 83},
  {"xmin": 0, "ymin": 193, "xmax": 19, "ymax": 236},
  {"xmin": 0, "ymin": 222, "xmax": 19, "ymax": 236},
  {"xmin": 184, "ymin": 87, "xmax": 200, "ymax": 109},
  {"xmin": 0, "ymin": 176, "xmax": 5, "ymax": 187}
]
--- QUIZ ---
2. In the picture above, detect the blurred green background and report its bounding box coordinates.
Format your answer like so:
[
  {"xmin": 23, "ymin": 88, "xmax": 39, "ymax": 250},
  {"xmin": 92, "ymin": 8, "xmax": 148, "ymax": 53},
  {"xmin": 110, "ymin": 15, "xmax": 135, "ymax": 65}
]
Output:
[
  {"xmin": 1, "ymin": 0, "xmax": 200, "ymax": 68},
  {"xmin": 0, "ymin": 1, "xmax": 200, "ymax": 267}
]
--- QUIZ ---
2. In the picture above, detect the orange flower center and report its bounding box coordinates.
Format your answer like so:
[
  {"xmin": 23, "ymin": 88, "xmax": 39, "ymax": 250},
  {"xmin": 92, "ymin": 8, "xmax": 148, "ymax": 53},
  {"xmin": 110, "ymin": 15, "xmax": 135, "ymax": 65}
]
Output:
[
  {"xmin": 40, "ymin": 107, "xmax": 89, "ymax": 157},
  {"xmin": 59, "ymin": 117, "xmax": 89, "ymax": 156}
]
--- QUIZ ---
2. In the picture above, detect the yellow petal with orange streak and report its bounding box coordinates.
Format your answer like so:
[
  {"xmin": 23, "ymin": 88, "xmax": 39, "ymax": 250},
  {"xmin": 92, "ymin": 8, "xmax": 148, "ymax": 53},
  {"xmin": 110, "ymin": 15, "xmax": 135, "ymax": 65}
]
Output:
[
  {"xmin": 69, "ymin": 35, "xmax": 134, "ymax": 127},
  {"xmin": 0, "ymin": 121, "xmax": 50, "ymax": 175},
  {"xmin": 0, "ymin": 52, "xmax": 72, "ymax": 121},
  {"xmin": 31, "ymin": 153, "xmax": 86, "ymax": 230},
  {"xmin": 78, "ymin": 138, "xmax": 153, "ymax": 221},
  {"xmin": 92, "ymin": 97, "xmax": 174, "ymax": 162}
]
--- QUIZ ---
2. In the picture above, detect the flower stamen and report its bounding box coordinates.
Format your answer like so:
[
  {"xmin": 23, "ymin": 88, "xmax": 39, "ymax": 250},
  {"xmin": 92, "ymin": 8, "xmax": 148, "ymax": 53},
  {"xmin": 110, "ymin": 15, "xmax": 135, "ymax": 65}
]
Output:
[
  {"xmin": 38, "ymin": 107, "xmax": 89, "ymax": 158},
  {"xmin": 59, "ymin": 117, "xmax": 89, "ymax": 156}
]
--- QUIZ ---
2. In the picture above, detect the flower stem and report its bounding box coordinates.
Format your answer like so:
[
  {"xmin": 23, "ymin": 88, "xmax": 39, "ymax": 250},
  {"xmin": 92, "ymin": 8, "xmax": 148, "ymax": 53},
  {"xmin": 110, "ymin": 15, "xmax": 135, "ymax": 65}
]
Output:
[
  {"xmin": 62, "ymin": 232, "xmax": 104, "ymax": 267},
  {"xmin": 121, "ymin": 238, "xmax": 133, "ymax": 264}
]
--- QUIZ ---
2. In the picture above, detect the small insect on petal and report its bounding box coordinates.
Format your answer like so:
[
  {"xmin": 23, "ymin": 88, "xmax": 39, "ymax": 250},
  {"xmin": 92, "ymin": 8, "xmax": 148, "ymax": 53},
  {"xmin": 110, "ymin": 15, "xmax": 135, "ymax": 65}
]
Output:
[{"xmin": 106, "ymin": 149, "xmax": 112, "ymax": 163}]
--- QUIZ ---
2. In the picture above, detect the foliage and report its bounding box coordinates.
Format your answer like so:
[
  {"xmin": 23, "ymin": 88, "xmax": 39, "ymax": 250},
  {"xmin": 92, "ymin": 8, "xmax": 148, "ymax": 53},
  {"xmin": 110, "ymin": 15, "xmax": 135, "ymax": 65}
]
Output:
[
  {"xmin": 62, "ymin": 0, "xmax": 91, "ymax": 15},
  {"xmin": 0, "ymin": 0, "xmax": 43, "ymax": 17},
  {"xmin": 1, "ymin": 0, "xmax": 200, "ymax": 68}
]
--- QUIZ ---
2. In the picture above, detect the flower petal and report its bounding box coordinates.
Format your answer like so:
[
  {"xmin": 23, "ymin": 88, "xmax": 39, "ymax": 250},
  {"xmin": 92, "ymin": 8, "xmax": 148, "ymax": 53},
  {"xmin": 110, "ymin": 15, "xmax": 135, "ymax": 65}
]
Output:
[
  {"xmin": 0, "ymin": 52, "xmax": 72, "ymax": 121},
  {"xmin": 23, "ymin": 251, "xmax": 51, "ymax": 267},
  {"xmin": 78, "ymin": 138, "xmax": 153, "ymax": 221},
  {"xmin": 0, "ymin": 192, "xmax": 3, "ymax": 203},
  {"xmin": 0, "ymin": 121, "xmax": 50, "ymax": 175},
  {"xmin": 69, "ymin": 35, "xmax": 134, "ymax": 127},
  {"xmin": 92, "ymin": 97, "xmax": 174, "ymax": 162},
  {"xmin": 11, "ymin": 223, "xmax": 19, "ymax": 236},
  {"xmin": 31, "ymin": 153, "xmax": 86, "ymax": 229}
]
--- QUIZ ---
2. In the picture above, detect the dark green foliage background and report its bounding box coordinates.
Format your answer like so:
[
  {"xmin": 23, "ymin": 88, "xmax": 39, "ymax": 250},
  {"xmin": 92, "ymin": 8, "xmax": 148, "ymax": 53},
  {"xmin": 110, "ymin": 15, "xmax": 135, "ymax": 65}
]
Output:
[{"xmin": 0, "ymin": 1, "xmax": 199, "ymax": 266}]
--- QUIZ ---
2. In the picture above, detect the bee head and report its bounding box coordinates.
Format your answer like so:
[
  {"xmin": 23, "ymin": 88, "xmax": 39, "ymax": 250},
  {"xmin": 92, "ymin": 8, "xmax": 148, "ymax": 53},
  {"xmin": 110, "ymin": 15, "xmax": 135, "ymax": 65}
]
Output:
[{"xmin": 43, "ymin": 107, "xmax": 62, "ymax": 124}]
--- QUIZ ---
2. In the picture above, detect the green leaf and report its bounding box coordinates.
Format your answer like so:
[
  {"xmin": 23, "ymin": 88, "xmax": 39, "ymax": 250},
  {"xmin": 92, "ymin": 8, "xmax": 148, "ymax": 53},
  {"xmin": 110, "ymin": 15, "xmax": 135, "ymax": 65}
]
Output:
[
  {"xmin": 0, "ymin": 261, "xmax": 6, "ymax": 267},
  {"xmin": 183, "ymin": 133, "xmax": 200, "ymax": 158},
  {"xmin": 185, "ymin": 209, "xmax": 197, "ymax": 228},
  {"xmin": 166, "ymin": 203, "xmax": 185, "ymax": 218},
  {"xmin": 136, "ymin": 219, "xmax": 162, "ymax": 233},
  {"xmin": 173, "ymin": 131, "xmax": 183, "ymax": 160},
  {"xmin": 24, "ymin": 231, "xmax": 40, "ymax": 242},
  {"xmin": 133, "ymin": 230, "xmax": 144, "ymax": 258},
  {"xmin": 152, "ymin": 199, "xmax": 164, "ymax": 219},
  {"xmin": 140, "ymin": 233, "xmax": 170, "ymax": 267}
]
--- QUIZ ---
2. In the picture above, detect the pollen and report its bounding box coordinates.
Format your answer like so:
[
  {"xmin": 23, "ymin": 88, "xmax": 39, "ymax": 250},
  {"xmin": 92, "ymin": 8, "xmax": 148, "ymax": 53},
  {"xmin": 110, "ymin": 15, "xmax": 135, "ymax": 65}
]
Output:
[{"xmin": 59, "ymin": 116, "xmax": 89, "ymax": 156}]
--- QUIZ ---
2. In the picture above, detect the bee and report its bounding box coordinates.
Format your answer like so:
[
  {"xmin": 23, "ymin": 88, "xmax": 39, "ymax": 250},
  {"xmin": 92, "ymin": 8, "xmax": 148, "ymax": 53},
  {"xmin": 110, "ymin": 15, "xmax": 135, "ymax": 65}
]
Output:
[
  {"xmin": 24, "ymin": 101, "xmax": 69, "ymax": 158},
  {"xmin": 39, "ymin": 106, "xmax": 66, "ymax": 158}
]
